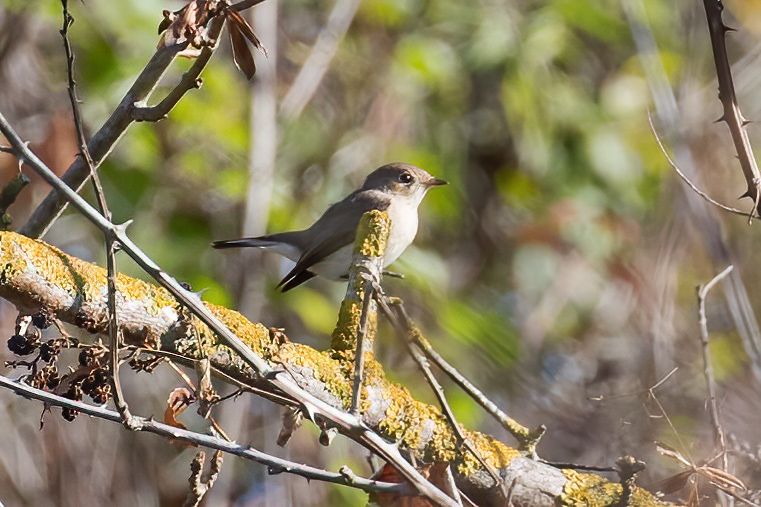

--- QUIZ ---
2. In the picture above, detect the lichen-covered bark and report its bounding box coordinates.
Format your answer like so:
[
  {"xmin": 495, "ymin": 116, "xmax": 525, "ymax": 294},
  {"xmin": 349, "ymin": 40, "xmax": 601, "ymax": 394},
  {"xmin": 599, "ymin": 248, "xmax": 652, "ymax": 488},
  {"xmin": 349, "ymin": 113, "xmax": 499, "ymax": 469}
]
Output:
[
  {"xmin": 330, "ymin": 209, "xmax": 389, "ymax": 352},
  {"xmin": 0, "ymin": 229, "xmax": 678, "ymax": 507}
]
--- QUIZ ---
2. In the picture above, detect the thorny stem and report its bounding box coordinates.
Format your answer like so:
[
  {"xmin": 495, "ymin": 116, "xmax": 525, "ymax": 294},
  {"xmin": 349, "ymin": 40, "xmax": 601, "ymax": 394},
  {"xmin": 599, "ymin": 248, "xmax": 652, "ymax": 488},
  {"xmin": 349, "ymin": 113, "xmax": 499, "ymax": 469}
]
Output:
[
  {"xmin": 375, "ymin": 288, "xmax": 544, "ymax": 456},
  {"xmin": 59, "ymin": 0, "xmax": 136, "ymax": 428},
  {"xmin": 0, "ymin": 374, "xmax": 410, "ymax": 497},
  {"xmin": 701, "ymin": 0, "xmax": 761, "ymax": 216}
]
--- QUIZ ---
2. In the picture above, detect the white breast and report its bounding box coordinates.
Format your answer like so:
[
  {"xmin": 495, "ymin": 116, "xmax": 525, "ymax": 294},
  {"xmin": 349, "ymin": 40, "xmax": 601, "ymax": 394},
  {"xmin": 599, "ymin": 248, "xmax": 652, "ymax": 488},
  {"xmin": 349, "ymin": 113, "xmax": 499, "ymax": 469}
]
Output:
[
  {"xmin": 383, "ymin": 198, "xmax": 418, "ymax": 267},
  {"xmin": 308, "ymin": 198, "xmax": 420, "ymax": 279}
]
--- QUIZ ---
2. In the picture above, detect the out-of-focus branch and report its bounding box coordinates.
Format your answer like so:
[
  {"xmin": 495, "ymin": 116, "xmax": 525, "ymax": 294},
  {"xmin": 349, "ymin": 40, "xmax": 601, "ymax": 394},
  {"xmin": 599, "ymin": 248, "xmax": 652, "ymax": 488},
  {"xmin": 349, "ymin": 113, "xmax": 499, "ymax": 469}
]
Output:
[
  {"xmin": 0, "ymin": 374, "xmax": 409, "ymax": 497},
  {"xmin": 0, "ymin": 173, "xmax": 30, "ymax": 229},
  {"xmin": 697, "ymin": 265, "xmax": 733, "ymax": 470},
  {"xmin": 702, "ymin": 0, "xmax": 761, "ymax": 214},
  {"xmin": 19, "ymin": 12, "xmax": 228, "ymax": 239},
  {"xmin": 279, "ymin": 0, "xmax": 361, "ymax": 119}
]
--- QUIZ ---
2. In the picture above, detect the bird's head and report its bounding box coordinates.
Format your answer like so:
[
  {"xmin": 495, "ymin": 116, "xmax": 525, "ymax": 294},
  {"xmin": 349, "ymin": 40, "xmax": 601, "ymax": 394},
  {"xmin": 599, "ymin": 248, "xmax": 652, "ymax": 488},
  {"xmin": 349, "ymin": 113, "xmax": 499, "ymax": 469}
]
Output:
[{"xmin": 362, "ymin": 163, "xmax": 447, "ymax": 205}]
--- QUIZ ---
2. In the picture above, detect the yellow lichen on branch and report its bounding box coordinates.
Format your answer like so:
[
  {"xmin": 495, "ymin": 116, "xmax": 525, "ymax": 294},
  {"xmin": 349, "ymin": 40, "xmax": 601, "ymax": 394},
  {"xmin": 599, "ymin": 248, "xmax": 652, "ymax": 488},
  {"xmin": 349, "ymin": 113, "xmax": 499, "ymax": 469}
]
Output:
[
  {"xmin": 0, "ymin": 230, "xmax": 679, "ymax": 506},
  {"xmin": 0, "ymin": 229, "xmax": 517, "ymax": 469},
  {"xmin": 330, "ymin": 210, "xmax": 389, "ymax": 352}
]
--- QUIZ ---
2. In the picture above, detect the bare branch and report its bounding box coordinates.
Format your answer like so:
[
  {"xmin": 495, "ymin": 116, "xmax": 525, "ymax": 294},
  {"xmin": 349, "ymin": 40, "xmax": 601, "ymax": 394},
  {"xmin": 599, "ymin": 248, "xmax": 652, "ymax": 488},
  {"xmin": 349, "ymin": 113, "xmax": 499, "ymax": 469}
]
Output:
[
  {"xmin": 702, "ymin": 0, "xmax": 761, "ymax": 212},
  {"xmin": 350, "ymin": 279, "xmax": 374, "ymax": 415},
  {"xmin": 20, "ymin": 14, "xmax": 227, "ymax": 239},
  {"xmin": 0, "ymin": 374, "xmax": 410, "ymax": 497},
  {"xmin": 59, "ymin": 0, "xmax": 136, "ymax": 427},
  {"xmin": 697, "ymin": 265, "xmax": 733, "ymax": 470},
  {"xmin": 649, "ymin": 112, "xmax": 759, "ymax": 219},
  {"xmin": 375, "ymin": 288, "xmax": 545, "ymax": 456}
]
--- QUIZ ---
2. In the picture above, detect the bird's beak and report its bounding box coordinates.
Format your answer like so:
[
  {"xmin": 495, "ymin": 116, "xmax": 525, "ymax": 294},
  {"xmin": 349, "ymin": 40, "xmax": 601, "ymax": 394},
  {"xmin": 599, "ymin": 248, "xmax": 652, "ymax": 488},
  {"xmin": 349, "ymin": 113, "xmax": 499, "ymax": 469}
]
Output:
[{"xmin": 425, "ymin": 177, "xmax": 448, "ymax": 187}]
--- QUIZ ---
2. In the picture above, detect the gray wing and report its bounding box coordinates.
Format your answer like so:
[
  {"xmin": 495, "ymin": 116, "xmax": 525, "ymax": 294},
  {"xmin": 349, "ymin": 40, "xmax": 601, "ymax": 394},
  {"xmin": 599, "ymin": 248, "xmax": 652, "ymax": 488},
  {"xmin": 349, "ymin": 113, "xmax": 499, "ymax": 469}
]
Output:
[{"xmin": 277, "ymin": 189, "xmax": 390, "ymax": 291}]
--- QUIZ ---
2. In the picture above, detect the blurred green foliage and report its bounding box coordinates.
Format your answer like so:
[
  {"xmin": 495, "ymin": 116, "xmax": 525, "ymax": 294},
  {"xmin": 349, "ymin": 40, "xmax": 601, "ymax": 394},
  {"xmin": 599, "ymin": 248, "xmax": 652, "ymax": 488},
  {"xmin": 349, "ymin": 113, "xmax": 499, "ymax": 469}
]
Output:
[{"xmin": 6, "ymin": 0, "xmax": 761, "ymax": 503}]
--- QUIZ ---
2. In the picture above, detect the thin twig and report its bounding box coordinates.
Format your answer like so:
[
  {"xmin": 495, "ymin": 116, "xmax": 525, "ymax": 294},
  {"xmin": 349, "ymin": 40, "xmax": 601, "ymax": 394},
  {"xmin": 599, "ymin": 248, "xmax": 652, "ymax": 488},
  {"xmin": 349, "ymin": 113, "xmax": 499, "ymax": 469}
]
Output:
[
  {"xmin": 0, "ymin": 374, "xmax": 411, "ymax": 496},
  {"xmin": 0, "ymin": 114, "xmax": 458, "ymax": 507},
  {"xmin": 128, "ymin": 346, "xmax": 299, "ymax": 408},
  {"xmin": 393, "ymin": 305, "xmax": 505, "ymax": 491},
  {"xmin": 697, "ymin": 265, "xmax": 733, "ymax": 470},
  {"xmin": 19, "ymin": 14, "xmax": 226, "ymax": 239},
  {"xmin": 374, "ymin": 287, "xmax": 544, "ymax": 456},
  {"xmin": 350, "ymin": 279, "xmax": 373, "ymax": 415},
  {"xmin": 59, "ymin": 0, "xmax": 135, "ymax": 428},
  {"xmin": 648, "ymin": 112, "xmax": 759, "ymax": 219}
]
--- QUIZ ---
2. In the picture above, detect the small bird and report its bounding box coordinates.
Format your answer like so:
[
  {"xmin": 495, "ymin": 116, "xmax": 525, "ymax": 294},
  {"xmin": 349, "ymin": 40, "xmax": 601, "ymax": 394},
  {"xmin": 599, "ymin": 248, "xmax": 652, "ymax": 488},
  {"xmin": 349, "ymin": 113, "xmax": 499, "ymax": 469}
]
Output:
[{"xmin": 212, "ymin": 163, "xmax": 447, "ymax": 291}]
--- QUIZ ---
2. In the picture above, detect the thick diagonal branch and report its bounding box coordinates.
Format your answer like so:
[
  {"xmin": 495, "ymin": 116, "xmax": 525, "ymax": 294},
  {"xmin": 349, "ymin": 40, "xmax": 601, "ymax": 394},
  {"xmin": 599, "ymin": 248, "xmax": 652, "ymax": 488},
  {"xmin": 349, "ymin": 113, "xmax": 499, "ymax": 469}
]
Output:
[{"xmin": 0, "ymin": 230, "xmax": 679, "ymax": 507}]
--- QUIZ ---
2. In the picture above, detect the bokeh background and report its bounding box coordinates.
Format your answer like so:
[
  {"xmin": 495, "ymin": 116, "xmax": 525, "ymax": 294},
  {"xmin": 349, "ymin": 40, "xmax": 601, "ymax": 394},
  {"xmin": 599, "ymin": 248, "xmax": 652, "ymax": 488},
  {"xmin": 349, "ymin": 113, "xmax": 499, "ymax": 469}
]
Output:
[{"xmin": 1, "ymin": 0, "xmax": 761, "ymax": 505}]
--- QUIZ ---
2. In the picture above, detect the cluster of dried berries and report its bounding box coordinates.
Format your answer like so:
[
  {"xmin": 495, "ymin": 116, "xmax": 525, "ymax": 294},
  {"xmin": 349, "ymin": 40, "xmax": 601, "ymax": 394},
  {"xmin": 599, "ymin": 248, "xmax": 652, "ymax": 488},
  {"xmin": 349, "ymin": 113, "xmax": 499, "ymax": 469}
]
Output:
[
  {"xmin": 26, "ymin": 364, "xmax": 59, "ymax": 391},
  {"xmin": 8, "ymin": 326, "xmax": 40, "ymax": 356},
  {"xmin": 5, "ymin": 310, "xmax": 115, "ymax": 422},
  {"xmin": 51, "ymin": 347, "xmax": 113, "ymax": 422},
  {"xmin": 81, "ymin": 368, "xmax": 112, "ymax": 405},
  {"xmin": 7, "ymin": 309, "xmax": 55, "ymax": 357}
]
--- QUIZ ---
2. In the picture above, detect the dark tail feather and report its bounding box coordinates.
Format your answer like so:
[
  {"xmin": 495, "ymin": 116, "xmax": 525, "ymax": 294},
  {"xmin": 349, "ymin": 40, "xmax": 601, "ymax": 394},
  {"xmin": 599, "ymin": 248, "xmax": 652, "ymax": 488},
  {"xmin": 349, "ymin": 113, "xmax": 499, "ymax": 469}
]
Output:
[
  {"xmin": 212, "ymin": 231, "xmax": 305, "ymax": 250},
  {"xmin": 278, "ymin": 270, "xmax": 317, "ymax": 292},
  {"xmin": 211, "ymin": 237, "xmax": 275, "ymax": 249}
]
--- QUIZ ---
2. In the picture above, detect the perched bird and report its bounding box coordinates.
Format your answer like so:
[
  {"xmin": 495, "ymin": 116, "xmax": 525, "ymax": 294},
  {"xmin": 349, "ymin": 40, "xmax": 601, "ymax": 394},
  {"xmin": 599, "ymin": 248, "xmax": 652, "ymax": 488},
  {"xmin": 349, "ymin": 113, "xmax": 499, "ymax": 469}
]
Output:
[{"xmin": 212, "ymin": 163, "xmax": 447, "ymax": 291}]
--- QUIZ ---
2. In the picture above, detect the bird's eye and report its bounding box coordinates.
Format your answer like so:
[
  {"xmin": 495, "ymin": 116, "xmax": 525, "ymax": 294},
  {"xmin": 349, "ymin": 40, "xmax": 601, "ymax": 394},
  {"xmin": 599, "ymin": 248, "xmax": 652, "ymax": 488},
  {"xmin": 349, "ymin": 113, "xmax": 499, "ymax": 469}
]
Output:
[{"xmin": 399, "ymin": 172, "xmax": 413, "ymax": 184}]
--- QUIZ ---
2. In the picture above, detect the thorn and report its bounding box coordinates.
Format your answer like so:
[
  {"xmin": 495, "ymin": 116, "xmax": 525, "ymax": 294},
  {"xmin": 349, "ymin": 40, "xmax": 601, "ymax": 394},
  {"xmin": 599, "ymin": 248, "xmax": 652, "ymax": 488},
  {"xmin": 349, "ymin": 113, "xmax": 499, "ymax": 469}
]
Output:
[
  {"xmin": 300, "ymin": 404, "xmax": 316, "ymax": 423},
  {"xmin": 743, "ymin": 119, "xmax": 753, "ymax": 127},
  {"xmin": 267, "ymin": 465, "xmax": 286, "ymax": 475},
  {"xmin": 114, "ymin": 220, "xmax": 133, "ymax": 234},
  {"xmin": 714, "ymin": 115, "xmax": 726, "ymax": 124},
  {"xmin": 723, "ymin": 24, "xmax": 737, "ymax": 33},
  {"xmin": 739, "ymin": 190, "xmax": 753, "ymax": 200}
]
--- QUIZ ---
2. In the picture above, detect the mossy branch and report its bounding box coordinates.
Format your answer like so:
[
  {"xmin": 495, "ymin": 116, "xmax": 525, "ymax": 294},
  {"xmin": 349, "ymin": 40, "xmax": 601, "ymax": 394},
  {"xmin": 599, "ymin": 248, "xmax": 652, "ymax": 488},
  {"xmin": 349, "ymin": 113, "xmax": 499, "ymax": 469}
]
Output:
[{"xmin": 0, "ymin": 230, "xmax": 678, "ymax": 507}]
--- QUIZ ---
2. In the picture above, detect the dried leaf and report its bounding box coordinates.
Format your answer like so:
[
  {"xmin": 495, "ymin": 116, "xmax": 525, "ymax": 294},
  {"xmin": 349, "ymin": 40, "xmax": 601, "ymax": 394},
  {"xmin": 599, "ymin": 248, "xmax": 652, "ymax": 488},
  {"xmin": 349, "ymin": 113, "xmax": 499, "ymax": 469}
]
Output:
[
  {"xmin": 372, "ymin": 463, "xmax": 439, "ymax": 507},
  {"xmin": 228, "ymin": 23, "xmax": 257, "ymax": 80},
  {"xmin": 158, "ymin": 10, "xmax": 175, "ymax": 35},
  {"xmin": 655, "ymin": 470, "xmax": 693, "ymax": 495},
  {"xmin": 226, "ymin": 8, "xmax": 267, "ymax": 56},
  {"xmin": 697, "ymin": 465, "xmax": 747, "ymax": 492},
  {"xmin": 157, "ymin": 0, "xmax": 215, "ymax": 50},
  {"xmin": 166, "ymin": 387, "xmax": 195, "ymax": 427},
  {"xmin": 276, "ymin": 407, "xmax": 303, "ymax": 447},
  {"xmin": 655, "ymin": 442, "xmax": 692, "ymax": 468},
  {"xmin": 165, "ymin": 387, "xmax": 197, "ymax": 449}
]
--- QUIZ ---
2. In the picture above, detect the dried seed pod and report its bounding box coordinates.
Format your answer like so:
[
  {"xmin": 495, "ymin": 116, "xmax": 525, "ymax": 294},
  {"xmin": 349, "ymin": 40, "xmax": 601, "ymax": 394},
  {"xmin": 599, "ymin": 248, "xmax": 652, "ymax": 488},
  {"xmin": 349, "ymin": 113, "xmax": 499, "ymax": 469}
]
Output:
[
  {"xmin": 8, "ymin": 334, "xmax": 37, "ymax": 356},
  {"xmin": 39, "ymin": 341, "xmax": 60, "ymax": 363},
  {"xmin": 61, "ymin": 407, "xmax": 78, "ymax": 422},
  {"xmin": 31, "ymin": 309, "xmax": 54, "ymax": 330}
]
